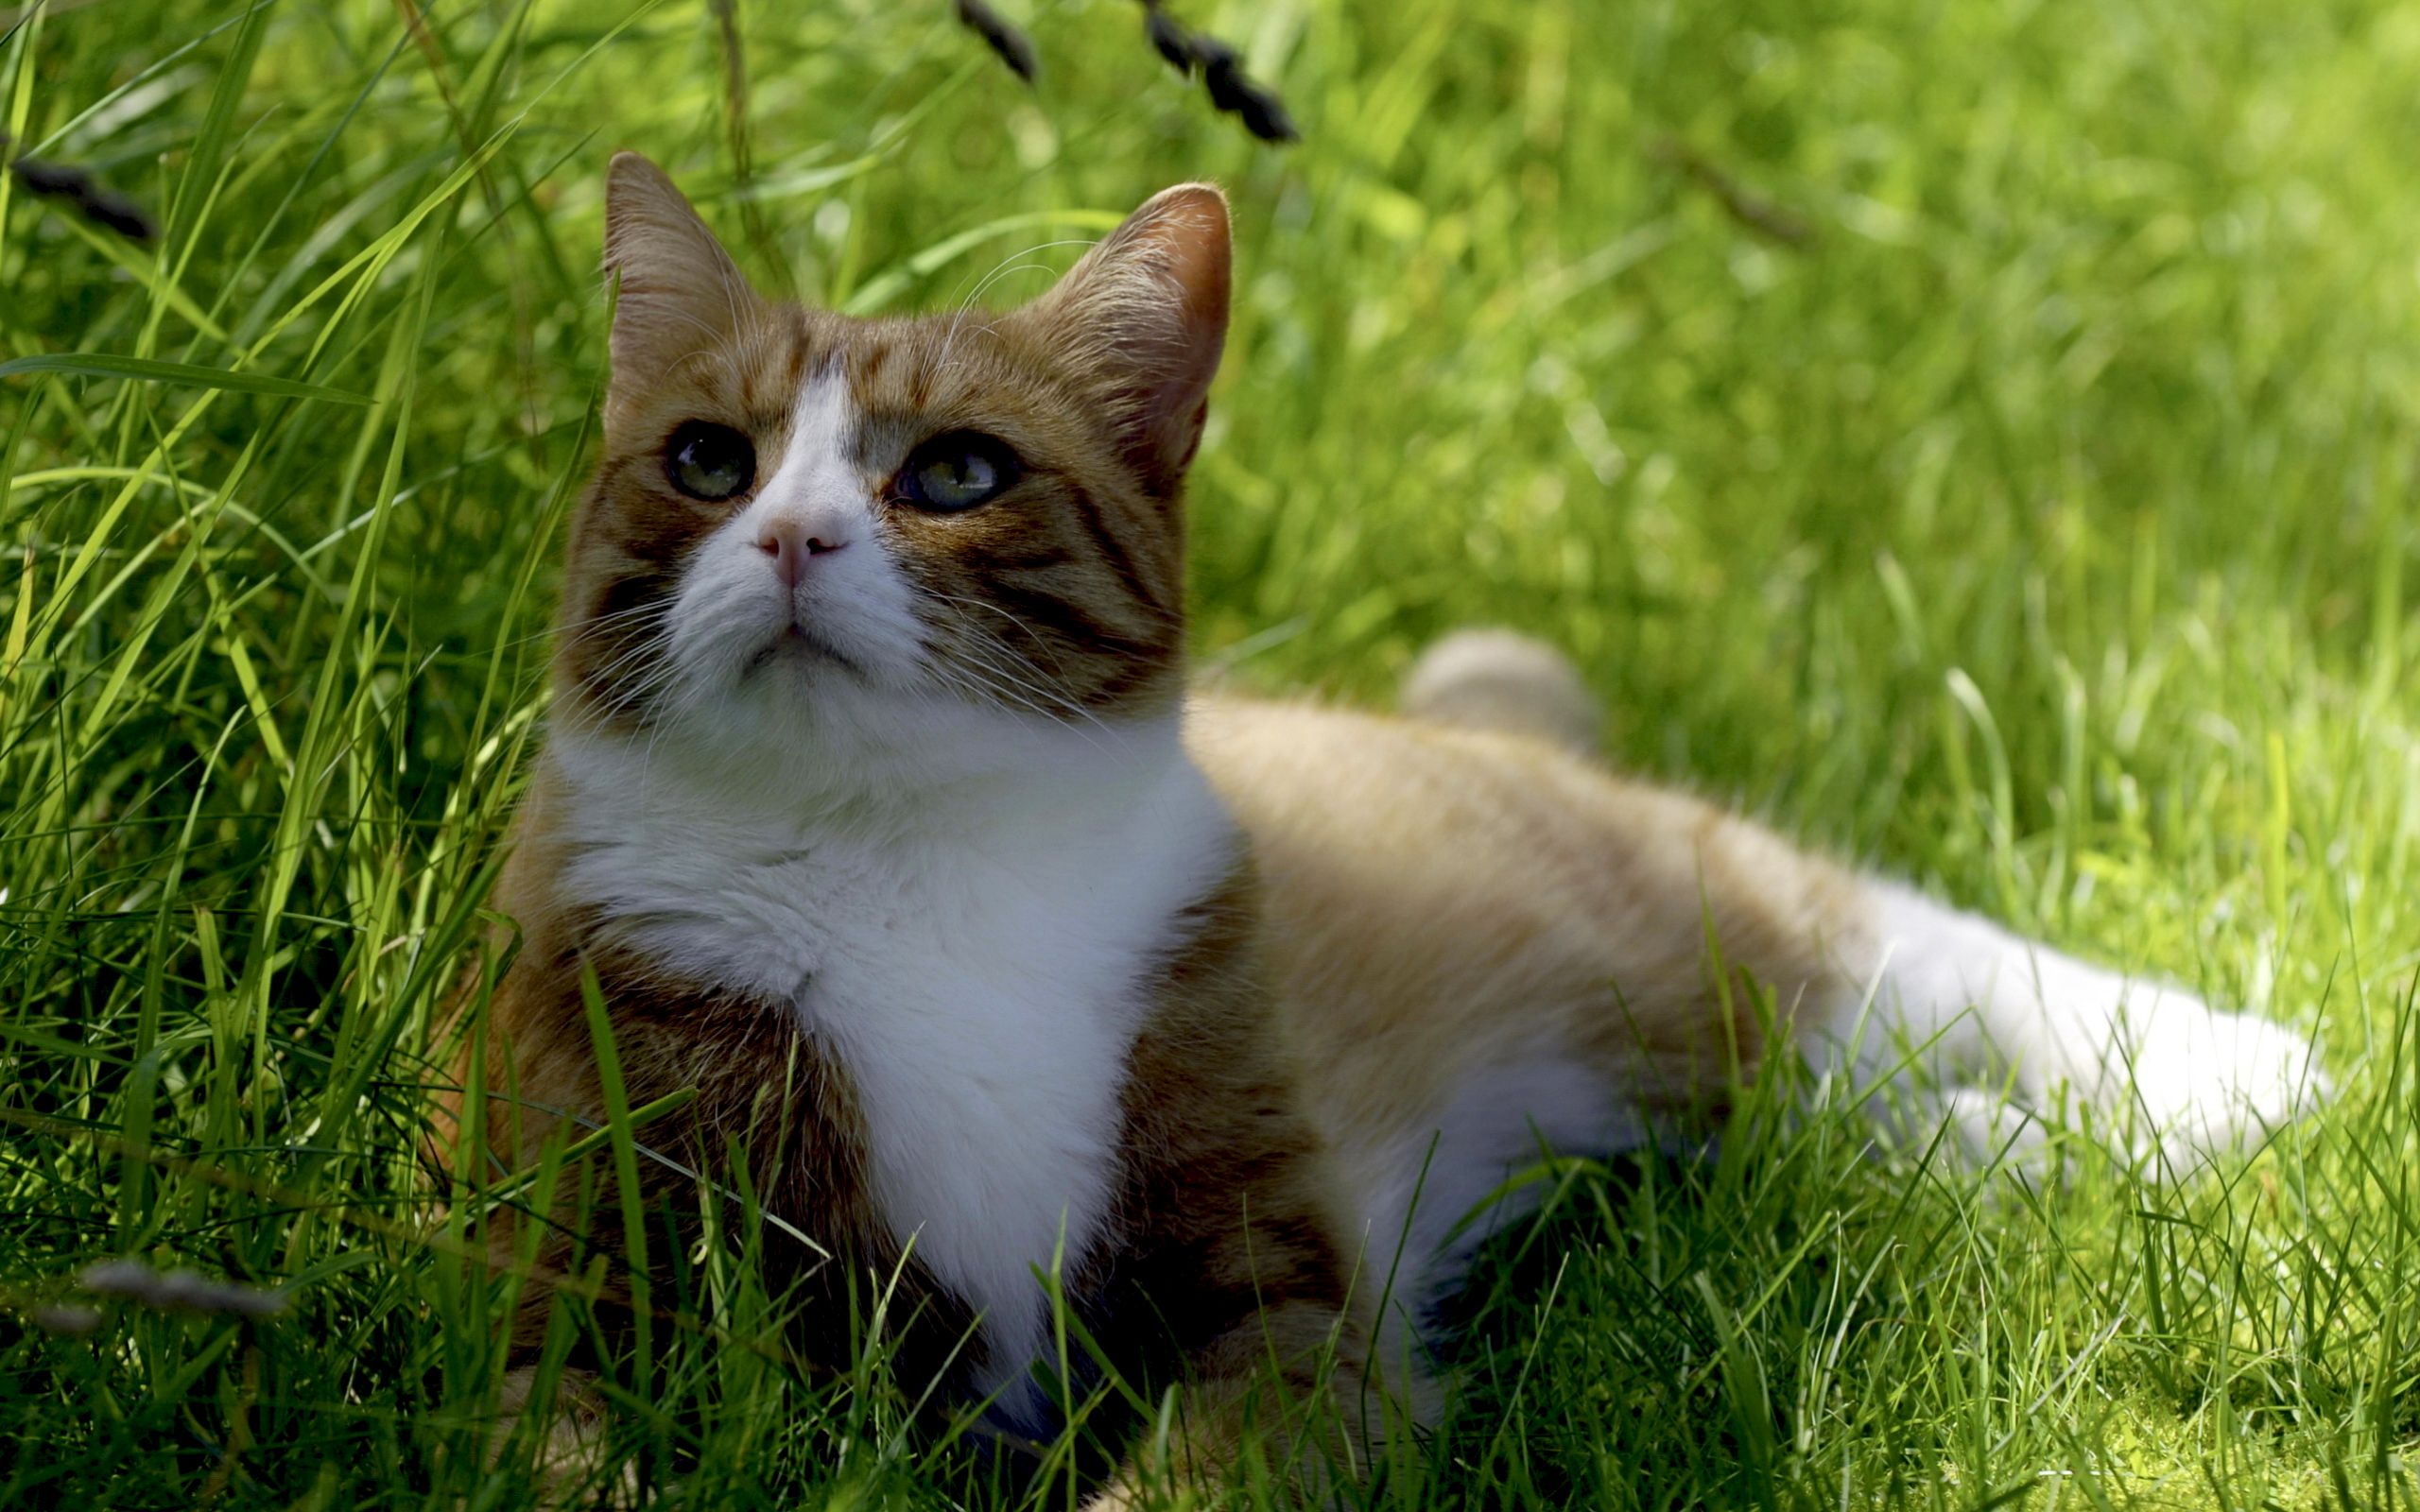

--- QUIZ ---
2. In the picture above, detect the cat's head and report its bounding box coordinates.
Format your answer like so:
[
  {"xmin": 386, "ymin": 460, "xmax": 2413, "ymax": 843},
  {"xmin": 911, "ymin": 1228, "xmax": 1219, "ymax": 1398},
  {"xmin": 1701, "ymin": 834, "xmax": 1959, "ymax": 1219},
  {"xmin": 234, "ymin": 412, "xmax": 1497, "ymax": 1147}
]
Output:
[{"xmin": 553, "ymin": 153, "xmax": 1228, "ymax": 784}]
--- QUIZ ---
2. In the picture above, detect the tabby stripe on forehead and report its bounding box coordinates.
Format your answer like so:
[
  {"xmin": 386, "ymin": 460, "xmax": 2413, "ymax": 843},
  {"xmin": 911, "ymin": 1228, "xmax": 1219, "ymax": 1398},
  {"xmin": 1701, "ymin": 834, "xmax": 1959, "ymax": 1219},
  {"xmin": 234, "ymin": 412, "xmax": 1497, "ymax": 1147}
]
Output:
[
  {"xmin": 853, "ymin": 338, "xmax": 896, "ymax": 391},
  {"xmin": 1066, "ymin": 485, "xmax": 1166, "ymax": 614},
  {"xmin": 782, "ymin": 309, "xmax": 818, "ymax": 397}
]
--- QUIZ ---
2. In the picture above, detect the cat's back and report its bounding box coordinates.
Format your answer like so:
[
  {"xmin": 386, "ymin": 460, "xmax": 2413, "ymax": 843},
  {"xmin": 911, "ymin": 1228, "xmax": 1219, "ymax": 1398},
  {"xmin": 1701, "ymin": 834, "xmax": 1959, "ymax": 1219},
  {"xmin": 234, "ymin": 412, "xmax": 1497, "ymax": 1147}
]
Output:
[
  {"xmin": 1186, "ymin": 692, "xmax": 1759, "ymax": 1054},
  {"xmin": 1184, "ymin": 693, "xmax": 1856, "ymax": 1228}
]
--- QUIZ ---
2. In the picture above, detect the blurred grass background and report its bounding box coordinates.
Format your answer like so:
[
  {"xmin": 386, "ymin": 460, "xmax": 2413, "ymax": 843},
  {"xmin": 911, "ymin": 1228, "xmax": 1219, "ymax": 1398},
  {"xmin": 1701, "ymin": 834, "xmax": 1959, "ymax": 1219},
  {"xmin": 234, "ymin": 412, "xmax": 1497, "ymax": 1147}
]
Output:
[{"xmin": 3, "ymin": 0, "xmax": 2419, "ymax": 1506}]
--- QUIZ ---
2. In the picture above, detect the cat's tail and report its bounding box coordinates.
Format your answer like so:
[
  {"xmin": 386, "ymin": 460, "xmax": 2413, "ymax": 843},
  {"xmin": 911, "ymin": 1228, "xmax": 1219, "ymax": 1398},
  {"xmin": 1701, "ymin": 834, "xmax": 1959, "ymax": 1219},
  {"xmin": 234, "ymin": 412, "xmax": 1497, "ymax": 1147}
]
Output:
[{"xmin": 1401, "ymin": 628, "xmax": 1600, "ymax": 757}]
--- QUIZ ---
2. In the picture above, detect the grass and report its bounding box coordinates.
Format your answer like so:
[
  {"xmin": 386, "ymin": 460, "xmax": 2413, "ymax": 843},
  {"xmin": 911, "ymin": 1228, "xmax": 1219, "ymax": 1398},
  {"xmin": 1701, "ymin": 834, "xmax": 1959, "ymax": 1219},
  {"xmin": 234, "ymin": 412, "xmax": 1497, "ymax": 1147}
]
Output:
[{"xmin": 3, "ymin": 0, "xmax": 2418, "ymax": 1505}]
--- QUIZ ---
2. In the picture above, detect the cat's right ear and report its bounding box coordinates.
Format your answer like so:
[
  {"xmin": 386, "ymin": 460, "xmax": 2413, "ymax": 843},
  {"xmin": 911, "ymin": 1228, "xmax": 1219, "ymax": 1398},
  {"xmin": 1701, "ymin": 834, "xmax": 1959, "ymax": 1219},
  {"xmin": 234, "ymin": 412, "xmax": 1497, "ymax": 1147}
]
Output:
[{"xmin": 601, "ymin": 152, "xmax": 758, "ymax": 410}]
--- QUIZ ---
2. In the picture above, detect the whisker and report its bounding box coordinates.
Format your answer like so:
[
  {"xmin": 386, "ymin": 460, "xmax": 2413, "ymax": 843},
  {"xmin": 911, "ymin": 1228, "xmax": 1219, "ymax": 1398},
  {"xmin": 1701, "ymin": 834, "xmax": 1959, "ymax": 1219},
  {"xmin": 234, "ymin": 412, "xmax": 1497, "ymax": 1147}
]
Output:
[
  {"xmin": 920, "ymin": 615, "xmax": 1121, "ymax": 744},
  {"xmin": 914, "ymin": 590, "xmax": 1127, "ymax": 734},
  {"xmin": 932, "ymin": 236, "xmax": 1098, "ymax": 375}
]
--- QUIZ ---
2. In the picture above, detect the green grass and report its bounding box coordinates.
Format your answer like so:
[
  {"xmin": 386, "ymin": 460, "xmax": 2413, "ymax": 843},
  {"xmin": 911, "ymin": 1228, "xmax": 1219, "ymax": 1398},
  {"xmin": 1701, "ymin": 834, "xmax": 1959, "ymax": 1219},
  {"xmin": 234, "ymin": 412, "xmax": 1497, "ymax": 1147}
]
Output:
[{"xmin": 4, "ymin": 0, "xmax": 2418, "ymax": 1505}]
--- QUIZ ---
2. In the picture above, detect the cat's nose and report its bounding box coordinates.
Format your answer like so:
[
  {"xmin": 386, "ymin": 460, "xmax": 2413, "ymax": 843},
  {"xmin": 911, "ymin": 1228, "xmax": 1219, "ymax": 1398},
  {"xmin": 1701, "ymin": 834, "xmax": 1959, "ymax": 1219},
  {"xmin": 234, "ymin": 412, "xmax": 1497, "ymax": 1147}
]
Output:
[{"xmin": 755, "ymin": 516, "xmax": 847, "ymax": 588}]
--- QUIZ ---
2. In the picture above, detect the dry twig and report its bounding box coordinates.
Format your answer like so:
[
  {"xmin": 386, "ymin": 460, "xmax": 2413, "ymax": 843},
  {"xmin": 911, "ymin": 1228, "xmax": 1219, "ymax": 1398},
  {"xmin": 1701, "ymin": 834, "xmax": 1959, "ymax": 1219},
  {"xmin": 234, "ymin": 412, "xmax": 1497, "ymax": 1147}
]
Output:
[{"xmin": 1651, "ymin": 136, "xmax": 1813, "ymax": 247}]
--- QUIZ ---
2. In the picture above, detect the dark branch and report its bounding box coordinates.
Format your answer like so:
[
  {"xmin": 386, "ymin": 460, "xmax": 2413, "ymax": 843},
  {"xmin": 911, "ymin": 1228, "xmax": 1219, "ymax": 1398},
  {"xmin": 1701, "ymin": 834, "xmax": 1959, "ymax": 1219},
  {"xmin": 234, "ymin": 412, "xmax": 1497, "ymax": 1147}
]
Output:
[
  {"xmin": 1136, "ymin": 3, "xmax": 1297, "ymax": 143},
  {"xmin": 956, "ymin": 0, "xmax": 1038, "ymax": 84},
  {"xmin": 1185, "ymin": 31, "xmax": 1296, "ymax": 144},
  {"xmin": 950, "ymin": 1, "xmax": 1297, "ymax": 143},
  {"xmin": 1144, "ymin": 2, "xmax": 1193, "ymax": 71},
  {"xmin": 1651, "ymin": 136, "xmax": 1813, "ymax": 248},
  {"xmin": 3, "ymin": 135, "xmax": 157, "ymax": 244}
]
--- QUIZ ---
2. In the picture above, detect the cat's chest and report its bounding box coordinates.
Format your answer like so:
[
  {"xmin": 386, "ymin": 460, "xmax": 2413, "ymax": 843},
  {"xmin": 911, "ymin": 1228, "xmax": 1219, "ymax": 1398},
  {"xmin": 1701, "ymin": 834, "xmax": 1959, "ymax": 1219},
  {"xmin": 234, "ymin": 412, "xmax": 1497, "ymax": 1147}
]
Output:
[{"xmin": 552, "ymin": 748, "xmax": 1236, "ymax": 1408}]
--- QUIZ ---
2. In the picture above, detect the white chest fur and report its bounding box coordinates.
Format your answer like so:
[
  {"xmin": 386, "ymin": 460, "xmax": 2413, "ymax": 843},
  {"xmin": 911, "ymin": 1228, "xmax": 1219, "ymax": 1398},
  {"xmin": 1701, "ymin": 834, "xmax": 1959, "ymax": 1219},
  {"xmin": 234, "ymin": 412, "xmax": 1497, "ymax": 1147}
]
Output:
[{"xmin": 547, "ymin": 724, "xmax": 1236, "ymax": 1413}]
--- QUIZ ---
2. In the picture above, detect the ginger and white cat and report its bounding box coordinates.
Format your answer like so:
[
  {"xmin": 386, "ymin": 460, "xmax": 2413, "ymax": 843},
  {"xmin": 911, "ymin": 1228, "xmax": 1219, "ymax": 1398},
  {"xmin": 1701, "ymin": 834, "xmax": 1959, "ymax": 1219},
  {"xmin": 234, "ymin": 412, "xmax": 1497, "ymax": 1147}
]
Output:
[{"xmin": 456, "ymin": 153, "xmax": 2322, "ymax": 1497}]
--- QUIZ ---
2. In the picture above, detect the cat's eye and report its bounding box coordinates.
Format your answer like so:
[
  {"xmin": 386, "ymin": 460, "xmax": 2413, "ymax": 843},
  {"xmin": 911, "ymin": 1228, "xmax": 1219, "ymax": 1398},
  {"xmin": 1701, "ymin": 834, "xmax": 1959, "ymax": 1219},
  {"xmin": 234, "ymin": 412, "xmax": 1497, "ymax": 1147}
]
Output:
[
  {"xmin": 664, "ymin": 421, "xmax": 755, "ymax": 502},
  {"xmin": 899, "ymin": 431, "xmax": 1020, "ymax": 513}
]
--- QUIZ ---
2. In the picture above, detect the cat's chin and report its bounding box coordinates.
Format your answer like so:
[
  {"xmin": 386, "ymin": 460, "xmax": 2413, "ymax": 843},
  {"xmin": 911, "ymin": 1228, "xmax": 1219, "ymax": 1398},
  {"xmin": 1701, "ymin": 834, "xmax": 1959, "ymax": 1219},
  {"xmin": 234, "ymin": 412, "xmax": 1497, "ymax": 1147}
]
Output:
[
  {"xmin": 626, "ymin": 669, "xmax": 1179, "ymax": 809},
  {"xmin": 740, "ymin": 623, "xmax": 868, "ymax": 682}
]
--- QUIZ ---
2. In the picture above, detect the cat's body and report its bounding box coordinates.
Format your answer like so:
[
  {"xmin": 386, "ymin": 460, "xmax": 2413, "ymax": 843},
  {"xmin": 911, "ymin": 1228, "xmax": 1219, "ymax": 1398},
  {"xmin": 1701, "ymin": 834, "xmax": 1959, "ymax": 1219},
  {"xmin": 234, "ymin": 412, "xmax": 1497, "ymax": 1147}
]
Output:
[{"xmin": 457, "ymin": 155, "xmax": 2321, "ymax": 1497}]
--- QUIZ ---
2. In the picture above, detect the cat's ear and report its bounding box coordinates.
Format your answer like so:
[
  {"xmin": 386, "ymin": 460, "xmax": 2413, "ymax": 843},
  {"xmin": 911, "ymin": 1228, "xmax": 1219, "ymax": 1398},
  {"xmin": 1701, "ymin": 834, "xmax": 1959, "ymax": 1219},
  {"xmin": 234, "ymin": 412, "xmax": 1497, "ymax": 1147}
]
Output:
[
  {"xmin": 601, "ymin": 152, "xmax": 759, "ymax": 400},
  {"xmin": 1024, "ymin": 183, "xmax": 1231, "ymax": 497}
]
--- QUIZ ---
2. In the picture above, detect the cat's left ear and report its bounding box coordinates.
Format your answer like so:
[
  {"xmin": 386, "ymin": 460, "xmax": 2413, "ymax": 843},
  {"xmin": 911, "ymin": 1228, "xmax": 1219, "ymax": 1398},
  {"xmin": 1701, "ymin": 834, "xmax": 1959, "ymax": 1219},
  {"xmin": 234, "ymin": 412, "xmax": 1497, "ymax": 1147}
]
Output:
[
  {"xmin": 601, "ymin": 151, "xmax": 761, "ymax": 431},
  {"xmin": 1023, "ymin": 183, "xmax": 1231, "ymax": 497}
]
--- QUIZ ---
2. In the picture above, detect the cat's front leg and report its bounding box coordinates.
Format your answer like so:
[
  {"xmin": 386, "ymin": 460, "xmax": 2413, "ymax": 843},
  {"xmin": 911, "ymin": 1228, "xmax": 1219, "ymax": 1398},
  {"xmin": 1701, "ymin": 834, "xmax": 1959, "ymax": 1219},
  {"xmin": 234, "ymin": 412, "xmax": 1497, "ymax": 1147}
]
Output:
[
  {"xmin": 1833, "ymin": 883, "xmax": 2325, "ymax": 1162},
  {"xmin": 1093, "ymin": 998, "xmax": 1422, "ymax": 1508},
  {"xmin": 489, "ymin": 1364, "xmax": 634, "ymax": 1503},
  {"xmin": 1085, "ymin": 1295, "xmax": 1427, "ymax": 1512}
]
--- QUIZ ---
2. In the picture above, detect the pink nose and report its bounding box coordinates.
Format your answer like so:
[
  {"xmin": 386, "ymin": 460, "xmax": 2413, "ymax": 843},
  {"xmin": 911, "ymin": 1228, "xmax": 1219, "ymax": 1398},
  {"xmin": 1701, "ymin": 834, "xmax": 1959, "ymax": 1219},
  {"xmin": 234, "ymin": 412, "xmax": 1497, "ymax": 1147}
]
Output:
[{"xmin": 755, "ymin": 517, "xmax": 846, "ymax": 588}]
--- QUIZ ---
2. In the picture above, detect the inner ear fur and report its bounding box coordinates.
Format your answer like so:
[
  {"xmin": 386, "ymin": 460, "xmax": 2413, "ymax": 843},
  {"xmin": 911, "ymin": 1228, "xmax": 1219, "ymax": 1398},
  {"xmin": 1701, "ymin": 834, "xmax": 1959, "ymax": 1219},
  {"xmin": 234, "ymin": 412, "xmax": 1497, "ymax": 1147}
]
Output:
[
  {"xmin": 601, "ymin": 151, "xmax": 764, "ymax": 438},
  {"xmin": 1020, "ymin": 183, "xmax": 1232, "ymax": 498}
]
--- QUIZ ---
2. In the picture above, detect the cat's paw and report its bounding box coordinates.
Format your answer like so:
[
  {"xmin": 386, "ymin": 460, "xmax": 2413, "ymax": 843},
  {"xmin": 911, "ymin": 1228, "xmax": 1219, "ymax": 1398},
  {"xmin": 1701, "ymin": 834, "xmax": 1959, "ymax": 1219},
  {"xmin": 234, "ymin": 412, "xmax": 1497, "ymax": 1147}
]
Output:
[
  {"xmin": 2095, "ymin": 987, "xmax": 2327, "ymax": 1164},
  {"xmin": 1858, "ymin": 891, "xmax": 2326, "ymax": 1169},
  {"xmin": 493, "ymin": 1366, "xmax": 637, "ymax": 1504}
]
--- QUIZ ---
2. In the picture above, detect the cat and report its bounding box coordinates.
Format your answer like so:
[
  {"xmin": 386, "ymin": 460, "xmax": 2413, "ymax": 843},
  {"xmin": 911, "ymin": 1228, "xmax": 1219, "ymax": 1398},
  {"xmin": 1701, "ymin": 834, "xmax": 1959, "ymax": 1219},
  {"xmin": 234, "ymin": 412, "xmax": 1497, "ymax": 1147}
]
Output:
[{"xmin": 449, "ymin": 151, "xmax": 2323, "ymax": 1502}]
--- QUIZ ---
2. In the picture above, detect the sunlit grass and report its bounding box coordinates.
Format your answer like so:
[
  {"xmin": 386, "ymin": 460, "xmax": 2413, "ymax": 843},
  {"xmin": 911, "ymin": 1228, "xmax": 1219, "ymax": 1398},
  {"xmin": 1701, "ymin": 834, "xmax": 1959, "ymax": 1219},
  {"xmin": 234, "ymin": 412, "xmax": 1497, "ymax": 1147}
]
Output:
[{"xmin": 3, "ymin": 0, "xmax": 2417, "ymax": 1505}]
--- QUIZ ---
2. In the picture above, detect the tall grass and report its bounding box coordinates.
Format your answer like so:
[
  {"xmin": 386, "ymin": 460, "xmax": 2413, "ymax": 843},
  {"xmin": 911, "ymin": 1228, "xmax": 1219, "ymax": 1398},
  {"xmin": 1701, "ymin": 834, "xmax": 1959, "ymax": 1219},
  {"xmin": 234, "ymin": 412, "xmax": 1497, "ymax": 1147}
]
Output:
[{"xmin": 2, "ymin": 0, "xmax": 2416, "ymax": 1505}]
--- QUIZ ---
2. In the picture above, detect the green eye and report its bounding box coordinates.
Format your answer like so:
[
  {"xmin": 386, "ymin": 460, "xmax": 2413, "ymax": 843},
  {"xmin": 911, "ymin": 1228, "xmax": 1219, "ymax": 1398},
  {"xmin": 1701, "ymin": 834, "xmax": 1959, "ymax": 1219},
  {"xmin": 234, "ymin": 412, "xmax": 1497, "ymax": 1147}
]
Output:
[
  {"xmin": 900, "ymin": 431, "xmax": 1020, "ymax": 512},
  {"xmin": 665, "ymin": 421, "xmax": 755, "ymax": 502}
]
